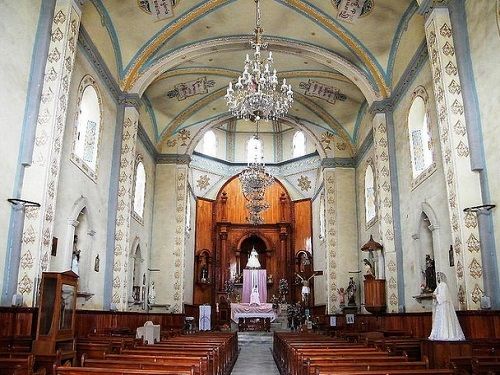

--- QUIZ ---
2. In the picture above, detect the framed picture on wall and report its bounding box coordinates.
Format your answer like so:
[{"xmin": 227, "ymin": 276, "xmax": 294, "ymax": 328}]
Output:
[{"xmin": 346, "ymin": 314, "xmax": 355, "ymax": 324}]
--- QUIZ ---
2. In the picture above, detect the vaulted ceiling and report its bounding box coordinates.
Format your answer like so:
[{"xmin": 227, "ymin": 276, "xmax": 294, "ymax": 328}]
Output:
[{"xmin": 81, "ymin": 0, "xmax": 424, "ymax": 154}]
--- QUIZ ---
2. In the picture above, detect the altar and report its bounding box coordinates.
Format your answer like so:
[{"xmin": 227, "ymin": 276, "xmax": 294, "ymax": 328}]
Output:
[{"xmin": 230, "ymin": 303, "xmax": 276, "ymax": 323}]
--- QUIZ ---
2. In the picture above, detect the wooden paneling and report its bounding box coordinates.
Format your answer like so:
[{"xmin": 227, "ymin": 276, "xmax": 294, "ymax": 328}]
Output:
[
  {"xmin": 0, "ymin": 307, "xmax": 37, "ymax": 337},
  {"xmin": 293, "ymin": 200, "xmax": 312, "ymax": 253},
  {"xmin": 215, "ymin": 177, "xmax": 291, "ymax": 224},
  {"xmin": 320, "ymin": 311, "xmax": 500, "ymax": 339},
  {"xmin": 74, "ymin": 310, "xmax": 184, "ymax": 337},
  {"xmin": 195, "ymin": 199, "xmax": 214, "ymax": 252}
]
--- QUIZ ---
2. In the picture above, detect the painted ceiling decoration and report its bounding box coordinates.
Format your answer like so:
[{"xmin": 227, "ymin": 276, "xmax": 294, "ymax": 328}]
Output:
[
  {"xmin": 332, "ymin": 0, "xmax": 374, "ymax": 23},
  {"xmin": 299, "ymin": 80, "xmax": 347, "ymax": 105},
  {"xmin": 166, "ymin": 77, "xmax": 216, "ymax": 101},
  {"xmin": 83, "ymin": 0, "xmax": 421, "ymax": 158},
  {"xmin": 138, "ymin": 0, "xmax": 180, "ymax": 20}
]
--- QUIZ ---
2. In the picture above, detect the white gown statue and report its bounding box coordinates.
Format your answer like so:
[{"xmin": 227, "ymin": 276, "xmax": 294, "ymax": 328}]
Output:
[
  {"xmin": 250, "ymin": 285, "xmax": 261, "ymax": 306},
  {"xmin": 429, "ymin": 273, "xmax": 465, "ymax": 341},
  {"xmin": 246, "ymin": 247, "xmax": 261, "ymax": 269}
]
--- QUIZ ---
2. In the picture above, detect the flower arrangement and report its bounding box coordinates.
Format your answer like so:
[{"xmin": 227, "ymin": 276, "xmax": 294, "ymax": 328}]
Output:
[
  {"xmin": 223, "ymin": 279, "xmax": 235, "ymax": 296},
  {"xmin": 279, "ymin": 278, "xmax": 289, "ymax": 302}
]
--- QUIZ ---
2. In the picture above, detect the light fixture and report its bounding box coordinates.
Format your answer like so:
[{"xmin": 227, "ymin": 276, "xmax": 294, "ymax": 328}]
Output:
[
  {"xmin": 224, "ymin": 0, "xmax": 293, "ymax": 122},
  {"xmin": 239, "ymin": 121, "xmax": 274, "ymax": 225}
]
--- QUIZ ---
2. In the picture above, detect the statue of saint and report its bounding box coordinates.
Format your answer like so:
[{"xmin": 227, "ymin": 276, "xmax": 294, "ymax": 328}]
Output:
[
  {"xmin": 246, "ymin": 247, "xmax": 261, "ymax": 269},
  {"xmin": 337, "ymin": 287, "xmax": 346, "ymax": 306},
  {"xmin": 250, "ymin": 285, "xmax": 261, "ymax": 305},
  {"xmin": 363, "ymin": 258, "xmax": 374, "ymax": 279},
  {"xmin": 71, "ymin": 235, "xmax": 80, "ymax": 275},
  {"xmin": 148, "ymin": 281, "xmax": 156, "ymax": 305},
  {"xmin": 429, "ymin": 273, "xmax": 465, "ymax": 341},
  {"xmin": 424, "ymin": 255, "xmax": 437, "ymax": 292},
  {"xmin": 346, "ymin": 277, "xmax": 357, "ymax": 306}
]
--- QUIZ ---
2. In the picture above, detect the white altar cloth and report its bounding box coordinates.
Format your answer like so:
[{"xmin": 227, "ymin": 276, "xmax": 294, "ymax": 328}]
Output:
[
  {"xmin": 230, "ymin": 303, "xmax": 276, "ymax": 323},
  {"xmin": 136, "ymin": 321, "xmax": 160, "ymax": 344}
]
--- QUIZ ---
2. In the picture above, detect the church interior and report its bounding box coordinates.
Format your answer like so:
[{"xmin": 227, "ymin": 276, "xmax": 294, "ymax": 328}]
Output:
[{"xmin": 1, "ymin": 0, "xmax": 499, "ymax": 374}]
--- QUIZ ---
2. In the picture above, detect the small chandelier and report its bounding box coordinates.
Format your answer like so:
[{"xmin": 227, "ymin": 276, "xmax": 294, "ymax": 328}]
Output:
[
  {"xmin": 240, "ymin": 122, "xmax": 274, "ymax": 225},
  {"xmin": 224, "ymin": 0, "xmax": 293, "ymax": 122}
]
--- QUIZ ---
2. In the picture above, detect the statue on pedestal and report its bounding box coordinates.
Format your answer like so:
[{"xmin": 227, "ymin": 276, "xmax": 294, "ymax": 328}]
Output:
[
  {"xmin": 346, "ymin": 277, "xmax": 357, "ymax": 306},
  {"xmin": 423, "ymin": 254, "xmax": 437, "ymax": 293},
  {"xmin": 246, "ymin": 247, "xmax": 261, "ymax": 269}
]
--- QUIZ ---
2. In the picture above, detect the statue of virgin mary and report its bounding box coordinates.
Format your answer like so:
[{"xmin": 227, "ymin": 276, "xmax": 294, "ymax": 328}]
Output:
[{"xmin": 246, "ymin": 247, "xmax": 261, "ymax": 269}]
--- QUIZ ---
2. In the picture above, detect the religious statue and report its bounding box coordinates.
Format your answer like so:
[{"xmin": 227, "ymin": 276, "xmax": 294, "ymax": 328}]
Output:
[
  {"xmin": 250, "ymin": 285, "xmax": 261, "ymax": 306},
  {"xmin": 423, "ymin": 254, "xmax": 437, "ymax": 293},
  {"xmin": 429, "ymin": 273, "xmax": 465, "ymax": 341},
  {"xmin": 337, "ymin": 287, "xmax": 346, "ymax": 306},
  {"xmin": 71, "ymin": 235, "xmax": 80, "ymax": 275},
  {"xmin": 363, "ymin": 258, "xmax": 374, "ymax": 279},
  {"xmin": 296, "ymin": 273, "xmax": 315, "ymax": 304},
  {"xmin": 346, "ymin": 277, "xmax": 357, "ymax": 306},
  {"xmin": 148, "ymin": 281, "xmax": 156, "ymax": 305},
  {"xmin": 200, "ymin": 265, "xmax": 208, "ymax": 283},
  {"xmin": 246, "ymin": 247, "xmax": 261, "ymax": 269}
]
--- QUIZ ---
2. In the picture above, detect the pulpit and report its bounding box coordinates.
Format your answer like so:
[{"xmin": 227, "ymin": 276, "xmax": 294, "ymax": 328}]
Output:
[{"xmin": 364, "ymin": 277, "xmax": 386, "ymax": 313}]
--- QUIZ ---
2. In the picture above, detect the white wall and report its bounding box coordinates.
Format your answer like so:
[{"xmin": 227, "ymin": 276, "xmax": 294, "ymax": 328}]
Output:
[
  {"xmin": 312, "ymin": 186, "xmax": 326, "ymax": 306},
  {"xmin": 393, "ymin": 63, "xmax": 454, "ymax": 311},
  {"xmin": 150, "ymin": 164, "xmax": 179, "ymax": 309},
  {"xmin": 52, "ymin": 50, "xmax": 118, "ymax": 309},
  {"xmin": 0, "ymin": 1, "xmax": 42, "ymax": 296},
  {"xmin": 183, "ymin": 190, "xmax": 196, "ymax": 306}
]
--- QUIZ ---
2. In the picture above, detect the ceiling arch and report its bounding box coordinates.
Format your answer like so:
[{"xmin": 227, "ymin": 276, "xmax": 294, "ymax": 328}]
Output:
[{"xmin": 128, "ymin": 36, "xmax": 382, "ymax": 103}]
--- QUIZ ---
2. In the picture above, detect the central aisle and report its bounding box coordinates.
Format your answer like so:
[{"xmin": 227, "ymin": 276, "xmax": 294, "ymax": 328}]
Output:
[{"xmin": 230, "ymin": 332, "xmax": 280, "ymax": 375}]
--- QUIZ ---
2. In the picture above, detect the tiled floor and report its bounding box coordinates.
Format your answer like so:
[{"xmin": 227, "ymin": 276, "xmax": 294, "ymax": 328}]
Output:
[{"xmin": 230, "ymin": 332, "xmax": 280, "ymax": 375}]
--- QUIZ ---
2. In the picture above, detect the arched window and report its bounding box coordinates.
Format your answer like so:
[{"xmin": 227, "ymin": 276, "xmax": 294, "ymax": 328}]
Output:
[
  {"xmin": 408, "ymin": 93, "xmax": 433, "ymax": 178},
  {"xmin": 72, "ymin": 76, "xmax": 102, "ymax": 179},
  {"xmin": 133, "ymin": 157, "xmax": 146, "ymax": 220},
  {"xmin": 365, "ymin": 164, "xmax": 376, "ymax": 224},
  {"xmin": 202, "ymin": 130, "xmax": 217, "ymax": 157},
  {"xmin": 247, "ymin": 136, "xmax": 263, "ymax": 163},
  {"xmin": 292, "ymin": 131, "xmax": 306, "ymax": 158}
]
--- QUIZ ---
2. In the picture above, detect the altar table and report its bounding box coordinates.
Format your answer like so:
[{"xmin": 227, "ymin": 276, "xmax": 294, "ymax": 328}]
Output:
[{"xmin": 230, "ymin": 303, "xmax": 276, "ymax": 323}]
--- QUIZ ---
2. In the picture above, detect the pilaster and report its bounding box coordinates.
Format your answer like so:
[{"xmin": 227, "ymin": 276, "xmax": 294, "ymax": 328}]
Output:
[
  {"xmin": 371, "ymin": 112, "xmax": 399, "ymax": 313},
  {"xmin": 112, "ymin": 106, "xmax": 139, "ymax": 310},
  {"xmin": 17, "ymin": 0, "xmax": 81, "ymax": 305},
  {"xmin": 425, "ymin": 7, "xmax": 484, "ymax": 309},
  {"xmin": 172, "ymin": 164, "xmax": 189, "ymax": 313},
  {"xmin": 323, "ymin": 168, "xmax": 339, "ymax": 313}
]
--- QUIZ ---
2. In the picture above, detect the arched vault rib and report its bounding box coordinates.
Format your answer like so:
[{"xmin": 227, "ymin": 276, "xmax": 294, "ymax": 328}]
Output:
[
  {"xmin": 159, "ymin": 87, "xmax": 354, "ymax": 155},
  {"xmin": 121, "ymin": 0, "xmax": 388, "ymax": 99},
  {"xmin": 128, "ymin": 36, "xmax": 382, "ymax": 104}
]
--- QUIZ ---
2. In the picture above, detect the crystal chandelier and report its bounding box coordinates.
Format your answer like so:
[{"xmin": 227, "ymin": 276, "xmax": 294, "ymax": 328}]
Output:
[
  {"xmin": 240, "ymin": 122, "xmax": 274, "ymax": 225},
  {"xmin": 224, "ymin": 0, "xmax": 293, "ymax": 122}
]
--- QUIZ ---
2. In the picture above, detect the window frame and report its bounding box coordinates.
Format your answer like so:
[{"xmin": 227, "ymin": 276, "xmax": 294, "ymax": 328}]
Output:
[
  {"xmin": 132, "ymin": 155, "xmax": 147, "ymax": 224},
  {"xmin": 407, "ymin": 86, "xmax": 437, "ymax": 189},
  {"xmin": 70, "ymin": 75, "xmax": 103, "ymax": 182},
  {"xmin": 364, "ymin": 160, "xmax": 377, "ymax": 228},
  {"xmin": 202, "ymin": 129, "xmax": 217, "ymax": 157},
  {"xmin": 292, "ymin": 130, "xmax": 306, "ymax": 158}
]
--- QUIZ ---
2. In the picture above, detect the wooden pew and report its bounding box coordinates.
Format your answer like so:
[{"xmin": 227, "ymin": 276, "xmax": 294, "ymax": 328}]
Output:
[
  {"xmin": 103, "ymin": 353, "xmax": 208, "ymax": 375},
  {"xmin": 315, "ymin": 370, "xmax": 455, "ymax": 375},
  {"xmin": 81, "ymin": 357, "xmax": 200, "ymax": 375},
  {"xmin": 450, "ymin": 355, "xmax": 500, "ymax": 375},
  {"xmin": 0, "ymin": 354, "xmax": 45, "ymax": 375},
  {"xmin": 55, "ymin": 367, "xmax": 194, "ymax": 375}
]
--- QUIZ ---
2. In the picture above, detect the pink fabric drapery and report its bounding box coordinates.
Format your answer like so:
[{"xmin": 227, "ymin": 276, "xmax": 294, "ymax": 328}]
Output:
[{"xmin": 242, "ymin": 269, "xmax": 267, "ymax": 303}]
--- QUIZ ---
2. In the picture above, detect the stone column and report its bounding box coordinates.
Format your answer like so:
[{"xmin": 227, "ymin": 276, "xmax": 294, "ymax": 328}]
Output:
[
  {"xmin": 111, "ymin": 105, "xmax": 139, "ymax": 310},
  {"xmin": 425, "ymin": 7, "xmax": 484, "ymax": 309},
  {"xmin": 17, "ymin": 0, "xmax": 81, "ymax": 305},
  {"xmin": 323, "ymin": 168, "xmax": 339, "ymax": 313},
  {"xmin": 371, "ymin": 112, "xmax": 400, "ymax": 313}
]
